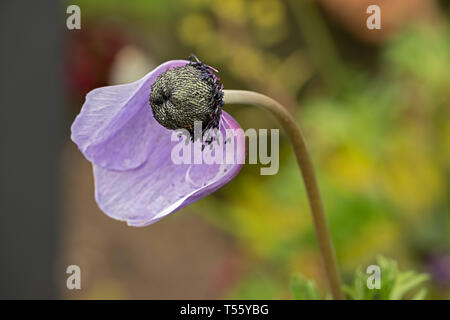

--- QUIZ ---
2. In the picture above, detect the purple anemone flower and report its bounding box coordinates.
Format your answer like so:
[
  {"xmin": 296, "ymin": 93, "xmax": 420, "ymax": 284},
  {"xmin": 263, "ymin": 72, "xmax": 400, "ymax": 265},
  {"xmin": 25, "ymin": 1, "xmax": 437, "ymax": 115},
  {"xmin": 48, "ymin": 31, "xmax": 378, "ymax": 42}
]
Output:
[{"xmin": 71, "ymin": 59, "xmax": 245, "ymax": 226}]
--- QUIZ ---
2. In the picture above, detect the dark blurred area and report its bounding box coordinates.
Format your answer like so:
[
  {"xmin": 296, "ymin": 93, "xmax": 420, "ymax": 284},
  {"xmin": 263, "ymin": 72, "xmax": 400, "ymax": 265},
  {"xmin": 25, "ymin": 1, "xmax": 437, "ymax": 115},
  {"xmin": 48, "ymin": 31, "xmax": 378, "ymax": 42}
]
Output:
[
  {"xmin": 1, "ymin": 0, "xmax": 449, "ymax": 299},
  {"xmin": 1, "ymin": 1, "xmax": 63, "ymax": 299}
]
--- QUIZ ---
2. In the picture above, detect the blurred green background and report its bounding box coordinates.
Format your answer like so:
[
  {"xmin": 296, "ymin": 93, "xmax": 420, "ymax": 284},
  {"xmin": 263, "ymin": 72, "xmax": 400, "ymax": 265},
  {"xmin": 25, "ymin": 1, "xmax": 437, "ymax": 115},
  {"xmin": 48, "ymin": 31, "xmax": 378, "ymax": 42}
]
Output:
[{"xmin": 62, "ymin": 0, "xmax": 449, "ymax": 299}]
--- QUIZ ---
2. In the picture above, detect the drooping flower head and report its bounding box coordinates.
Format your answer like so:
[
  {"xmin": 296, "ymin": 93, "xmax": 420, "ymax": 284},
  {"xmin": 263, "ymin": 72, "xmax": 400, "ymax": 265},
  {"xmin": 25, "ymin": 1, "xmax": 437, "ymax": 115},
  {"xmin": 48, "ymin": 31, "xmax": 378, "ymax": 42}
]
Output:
[{"xmin": 71, "ymin": 56, "xmax": 245, "ymax": 226}]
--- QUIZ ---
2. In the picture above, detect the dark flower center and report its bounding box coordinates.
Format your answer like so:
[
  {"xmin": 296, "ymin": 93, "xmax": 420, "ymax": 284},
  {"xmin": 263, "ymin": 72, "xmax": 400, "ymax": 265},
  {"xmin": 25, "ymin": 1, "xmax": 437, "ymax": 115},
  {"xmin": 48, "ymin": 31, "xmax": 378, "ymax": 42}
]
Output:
[{"xmin": 149, "ymin": 55, "xmax": 224, "ymax": 138}]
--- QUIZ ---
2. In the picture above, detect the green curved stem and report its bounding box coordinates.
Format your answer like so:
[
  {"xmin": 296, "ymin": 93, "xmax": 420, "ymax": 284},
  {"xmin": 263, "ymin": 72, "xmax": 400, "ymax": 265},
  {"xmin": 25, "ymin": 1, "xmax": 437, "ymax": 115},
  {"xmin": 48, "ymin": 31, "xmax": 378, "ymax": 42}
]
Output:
[{"xmin": 223, "ymin": 89, "xmax": 344, "ymax": 300}]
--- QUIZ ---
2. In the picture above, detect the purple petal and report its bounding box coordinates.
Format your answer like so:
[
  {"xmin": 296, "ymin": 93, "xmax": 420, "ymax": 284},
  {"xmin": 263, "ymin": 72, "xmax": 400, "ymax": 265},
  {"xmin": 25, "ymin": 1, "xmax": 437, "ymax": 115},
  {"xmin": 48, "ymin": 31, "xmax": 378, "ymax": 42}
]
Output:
[
  {"xmin": 71, "ymin": 60, "xmax": 188, "ymax": 170},
  {"xmin": 93, "ymin": 111, "xmax": 245, "ymax": 226}
]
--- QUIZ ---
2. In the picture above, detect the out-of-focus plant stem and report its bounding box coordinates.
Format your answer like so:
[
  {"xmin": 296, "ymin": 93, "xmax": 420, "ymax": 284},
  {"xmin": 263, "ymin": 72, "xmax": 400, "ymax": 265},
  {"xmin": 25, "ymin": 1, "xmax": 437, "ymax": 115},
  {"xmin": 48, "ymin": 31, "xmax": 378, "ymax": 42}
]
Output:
[
  {"xmin": 224, "ymin": 89, "xmax": 344, "ymax": 300},
  {"xmin": 287, "ymin": 0, "xmax": 345, "ymax": 89}
]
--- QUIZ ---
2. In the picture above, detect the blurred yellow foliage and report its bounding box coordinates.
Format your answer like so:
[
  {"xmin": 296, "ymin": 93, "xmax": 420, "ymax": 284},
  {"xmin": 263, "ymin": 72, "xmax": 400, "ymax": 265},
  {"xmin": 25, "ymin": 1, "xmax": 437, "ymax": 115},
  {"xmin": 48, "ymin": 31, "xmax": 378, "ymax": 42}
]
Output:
[
  {"xmin": 84, "ymin": 281, "xmax": 126, "ymax": 300},
  {"xmin": 382, "ymin": 133, "xmax": 444, "ymax": 216},
  {"xmin": 226, "ymin": 176, "xmax": 309, "ymax": 258},
  {"xmin": 229, "ymin": 46, "xmax": 267, "ymax": 80},
  {"xmin": 210, "ymin": 0, "xmax": 246, "ymax": 25},
  {"xmin": 340, "ymin": 220, "xmax": 401, "ymax": 269},
  {"xmin": 177, "ymin": 13, "xmax": 215, "ymax": 47},
  {"xmin": 249, "ymin": 0, "xmax": 284, "ymax": 28},
  {"xmin": 326, "ymin": 145, "xmax": 378, "ymax": 193}
]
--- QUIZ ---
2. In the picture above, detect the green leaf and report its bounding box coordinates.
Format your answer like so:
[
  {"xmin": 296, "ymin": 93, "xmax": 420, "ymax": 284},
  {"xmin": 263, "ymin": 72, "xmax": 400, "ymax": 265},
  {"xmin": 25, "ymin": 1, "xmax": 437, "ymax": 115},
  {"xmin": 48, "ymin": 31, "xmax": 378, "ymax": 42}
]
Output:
[
  {"xmin": 290, "ymin": 275, "xmax": 321, "ymax": 300},
  {"xmin": 411, "ymin": 288, "xmax": 428, "ymax": 300},
  {"xmin": 390, "ymin": 272, "xmax": 429, "ymax": 300},
  {"xmin": 343, "ymin": 255, "xmax": 429, "ymax": 300}
]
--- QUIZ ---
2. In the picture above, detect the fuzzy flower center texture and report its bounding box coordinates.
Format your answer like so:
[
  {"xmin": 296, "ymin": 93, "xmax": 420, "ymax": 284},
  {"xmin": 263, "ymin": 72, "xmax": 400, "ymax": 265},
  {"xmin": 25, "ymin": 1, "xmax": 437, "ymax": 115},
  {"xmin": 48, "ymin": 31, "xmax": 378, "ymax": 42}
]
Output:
[{"xmin": 149, "ymin": 56, "xmax": 224, "ymax": 138}]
